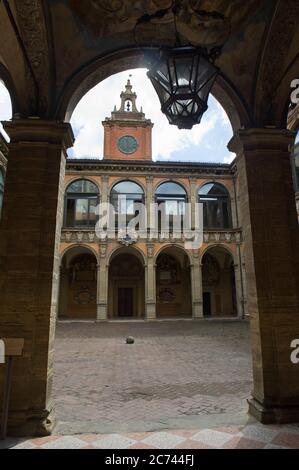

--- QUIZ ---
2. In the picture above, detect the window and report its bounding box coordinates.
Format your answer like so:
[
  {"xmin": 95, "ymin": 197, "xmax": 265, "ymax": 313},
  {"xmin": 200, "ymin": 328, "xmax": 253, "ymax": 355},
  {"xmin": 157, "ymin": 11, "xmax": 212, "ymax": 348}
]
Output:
[
  {"xmin": 65, "ymin": 180, "xmax": 99, "ymax": 228},
  {"xmin": 110, "ymin": 181, "xmax": 144, "ymax": 228},
  {"xmin": 199, "ymin": 183, "xmax": 232, "ymax": 229},
  {"xmin": 0, "ymin": 170, "xmax": 4, "ymax": 218},
  {"xmin": 155, "ymin": 182, "xmax": 187, "ymax": 231}
]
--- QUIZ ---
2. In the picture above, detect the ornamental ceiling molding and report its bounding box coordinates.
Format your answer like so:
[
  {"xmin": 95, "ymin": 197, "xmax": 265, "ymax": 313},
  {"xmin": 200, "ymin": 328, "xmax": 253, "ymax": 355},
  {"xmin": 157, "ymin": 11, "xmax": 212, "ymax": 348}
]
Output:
[
  {"xmin": 14, "ymin": 0, "xmax": 51, "ymax": 116},
  {"xmin": 69, "ymin": 0, "xmax": 261, "ymax": 48},
  {"xmin": 258, "ymin": 0, "xmax": 299, "ymax": 126}
]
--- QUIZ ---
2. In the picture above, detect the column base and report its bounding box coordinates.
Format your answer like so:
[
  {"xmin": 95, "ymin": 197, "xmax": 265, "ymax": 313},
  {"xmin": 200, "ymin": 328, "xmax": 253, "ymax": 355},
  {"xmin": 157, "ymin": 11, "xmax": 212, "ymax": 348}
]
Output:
[
  {"xmin": 3, "ymin": 406, "xmax": 55, "ymax": 437},
  {"xmin": 248, "ymin": 397, "xmax": 299, "ymax": 424},
  {"xmin": 192, "ymin": 301, "xmax": 203, "ymax": 319},
  {"xmin": 146, "ymin": 302, "xmax": 156, "ymax": 321},
  {"xmin": 97, "ymin": 304, "xmax": 108, "ymax": 321}
]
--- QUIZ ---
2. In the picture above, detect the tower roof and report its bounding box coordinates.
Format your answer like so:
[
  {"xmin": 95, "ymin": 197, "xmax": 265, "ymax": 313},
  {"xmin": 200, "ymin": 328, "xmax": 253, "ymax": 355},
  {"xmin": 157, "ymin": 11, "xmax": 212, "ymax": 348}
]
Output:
[{"xmin": 103, "ymin": 79, "xmax": 153, "ymax": 126}]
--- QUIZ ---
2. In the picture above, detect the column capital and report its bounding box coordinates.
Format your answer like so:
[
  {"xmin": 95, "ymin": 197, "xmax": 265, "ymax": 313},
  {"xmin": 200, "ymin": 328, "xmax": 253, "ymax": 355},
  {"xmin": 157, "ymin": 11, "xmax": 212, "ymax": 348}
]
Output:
[
  {"xmin": 3, "ymin": 119, "xmax": 74, "ymax": 151},
  {"xmin": 228, "ymin": 128, "xmax": 295, "ymax": 154}
]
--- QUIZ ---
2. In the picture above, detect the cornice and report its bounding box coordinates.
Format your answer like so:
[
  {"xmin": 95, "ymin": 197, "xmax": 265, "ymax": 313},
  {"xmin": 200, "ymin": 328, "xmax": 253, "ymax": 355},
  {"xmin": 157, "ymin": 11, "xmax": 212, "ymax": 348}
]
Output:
[
  {"xmin": 102, "ymin": 119, "xmax": 153, "ymax": 128},
  {"xmin": 65, "ymin": 159, "xmax": 235, "ymax": 176}
]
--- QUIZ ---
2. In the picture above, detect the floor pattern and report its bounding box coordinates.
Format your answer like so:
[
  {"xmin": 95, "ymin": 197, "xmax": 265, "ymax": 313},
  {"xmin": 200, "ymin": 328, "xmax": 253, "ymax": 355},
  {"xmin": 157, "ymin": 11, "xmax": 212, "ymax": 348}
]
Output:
[{"xmin": 7, "ymin": 422, "xmax": 299, "ymax": 449}]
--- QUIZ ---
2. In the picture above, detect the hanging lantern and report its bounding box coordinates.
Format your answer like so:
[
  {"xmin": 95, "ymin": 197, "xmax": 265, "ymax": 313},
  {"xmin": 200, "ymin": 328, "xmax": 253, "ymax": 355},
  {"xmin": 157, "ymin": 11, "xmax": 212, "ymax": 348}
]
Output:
[{"xmin": 147, "ymin": 46, "xmax": 219, "ymax": 129}]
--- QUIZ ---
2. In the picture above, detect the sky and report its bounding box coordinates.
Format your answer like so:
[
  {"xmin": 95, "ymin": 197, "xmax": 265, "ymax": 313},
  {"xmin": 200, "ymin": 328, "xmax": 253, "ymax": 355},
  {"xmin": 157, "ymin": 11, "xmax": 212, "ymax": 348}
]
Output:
[
  {"xmin": 1, "ymin": 69, "xmax": 297, "ymax": 162},
  {"xmin": 0, "ymin": 70, "xmax": 235, "ymax": 163},
  {"xmin": 69, "ymin": 68, "xmax": 235, "ymax": 163}
]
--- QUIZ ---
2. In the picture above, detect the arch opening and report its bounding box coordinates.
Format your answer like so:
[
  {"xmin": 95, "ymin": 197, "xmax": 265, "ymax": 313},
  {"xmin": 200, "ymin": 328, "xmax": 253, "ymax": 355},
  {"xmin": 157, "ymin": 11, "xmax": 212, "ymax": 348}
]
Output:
[
  {"xmin": 64, "ymin": 178, "xmax": 99, "ymax": 229},
  {"xmin": 108, "ymin": 249, "xmax": 145, "ymax": 319},
  {"xmin": 202, "ymin": 246, "xmax": 236, "ymax": 318},
  {"xmin": 156, "ymin": 246, "xmax": 192, "ymax": 318},
  {"xmin": 199, "ymin": 182, "xmax": 232, "ymax": 230},
  {"xmin": 58, "ymin": 246, "xmax": 98, "ymax": 320}
]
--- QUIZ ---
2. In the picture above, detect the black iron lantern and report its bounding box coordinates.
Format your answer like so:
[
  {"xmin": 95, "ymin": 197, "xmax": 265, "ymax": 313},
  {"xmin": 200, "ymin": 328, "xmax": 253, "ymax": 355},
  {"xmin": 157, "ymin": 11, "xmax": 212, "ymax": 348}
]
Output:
[{"xmin": 147, "ymin": 46, "xmax": 218, "ymax": 129}]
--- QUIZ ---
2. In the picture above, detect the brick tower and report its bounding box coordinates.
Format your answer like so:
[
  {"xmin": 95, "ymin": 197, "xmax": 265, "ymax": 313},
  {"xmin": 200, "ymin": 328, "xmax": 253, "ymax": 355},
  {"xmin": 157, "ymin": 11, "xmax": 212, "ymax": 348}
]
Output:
[{"xmin": 102, "ymin": 79, "xmax": 153, "ymax": 161}]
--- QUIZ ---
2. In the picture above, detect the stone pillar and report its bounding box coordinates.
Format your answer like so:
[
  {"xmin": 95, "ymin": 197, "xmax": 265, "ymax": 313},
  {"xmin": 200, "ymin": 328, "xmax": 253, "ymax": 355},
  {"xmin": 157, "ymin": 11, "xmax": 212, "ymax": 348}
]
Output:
[
  {"xmin": 233, "ymin": 262, "xmax": 244, "ymax": 319},
  {"xmin": 146, "ymin": 176, "xmax": 154, "ymax": 237},
  {"xmin": 101, "ymin": 175, "xmax": 109, "ymax": 204},
  {"xmin": 145, "ymin": 243, "xmax": 156, "ymax": 320},
  {"xmin": 58, "ymin": 267, "xmax": 69, "ymax": 318},
  {"xmin": 189, "ymin": 177, "xmax": 197, "ymax": 229},
  {"xmin": 229, "ymin": 128, "xmax": 299, "ymax": 423},
  {"xmin": 0, "ymin": 119, "xmax": 74, "ymax": 436},
  {"xmin": 97, "ymin": 243, "xmax": 108, "ymax": 321},
  {"xmin": 191, "ymin": 252, "xmax": 203, "ymax": 319},
  {"xmin": 230, "ymin": 185, "xmax": 238, "ymax": 229}
]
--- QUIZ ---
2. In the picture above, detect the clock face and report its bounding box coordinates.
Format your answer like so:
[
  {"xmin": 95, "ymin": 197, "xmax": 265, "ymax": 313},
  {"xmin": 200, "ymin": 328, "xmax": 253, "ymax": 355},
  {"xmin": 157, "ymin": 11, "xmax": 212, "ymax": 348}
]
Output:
[{"xmin": 118, "ymin": 135, "xmax": 138, "ymax": 155}]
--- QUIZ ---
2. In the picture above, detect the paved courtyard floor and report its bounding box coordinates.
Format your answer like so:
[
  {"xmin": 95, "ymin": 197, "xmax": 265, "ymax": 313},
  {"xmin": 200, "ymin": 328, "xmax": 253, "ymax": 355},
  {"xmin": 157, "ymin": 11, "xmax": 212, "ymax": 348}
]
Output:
[
  {"xmin": 4, "ymin": 320, "xmax": 299, "ymax": 449},
  {"xmin": 53, "ymin": 319, "xmax": 252, "ymax": 435}
]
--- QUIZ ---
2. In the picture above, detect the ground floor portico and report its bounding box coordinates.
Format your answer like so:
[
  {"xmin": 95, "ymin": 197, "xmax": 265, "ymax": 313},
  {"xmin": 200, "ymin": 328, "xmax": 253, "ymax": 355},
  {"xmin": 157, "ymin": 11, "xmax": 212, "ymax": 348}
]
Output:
[{"xmin": 58, "ymin": 240, "xmax": 245, "ymax": 321}]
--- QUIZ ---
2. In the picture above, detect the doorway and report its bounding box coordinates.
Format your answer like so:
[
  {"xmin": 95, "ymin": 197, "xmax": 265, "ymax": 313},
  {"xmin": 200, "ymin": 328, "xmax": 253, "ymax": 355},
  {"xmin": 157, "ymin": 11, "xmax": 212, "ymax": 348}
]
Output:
[
  {"xmin": 203, "ymin": 292, "xmax": 211, "ymax": 316},
  {"xmin": 118, "ymin": 287, "xmax": 133, "ymax": 317},
  {"xmin": 108, "ymin": 250, "xmax": 145, "ymax": 318}
]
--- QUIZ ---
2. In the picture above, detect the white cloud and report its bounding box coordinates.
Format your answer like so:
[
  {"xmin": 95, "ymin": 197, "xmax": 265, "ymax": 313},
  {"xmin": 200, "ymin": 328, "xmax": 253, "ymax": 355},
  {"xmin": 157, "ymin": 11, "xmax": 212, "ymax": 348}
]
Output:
[
  {"xmin": 0, "ymin": 81, "xmax": 12, "ymax": 140},
  {"xmin": 70, "ymin": 68, "xmax": 233, "ymax": 162},
  {"xmin": 0, "ymin": 69, "xmax": 234, "ymax": 161}
]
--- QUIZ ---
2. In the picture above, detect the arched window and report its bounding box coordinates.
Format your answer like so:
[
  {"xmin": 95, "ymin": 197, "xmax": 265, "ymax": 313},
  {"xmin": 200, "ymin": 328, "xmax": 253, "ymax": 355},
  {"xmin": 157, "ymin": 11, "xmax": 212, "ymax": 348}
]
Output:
[
  {"xmin": 110, "ymin": 181, "xmax": 144, "ymax": 227},
  {"xmin": 199, "ymin": 183, "xmax": 232, "ymax": 229},
  {"xmin": 155, "ymin": 182, "xmax": 187, "ymax": 231},
  {"xmin": 65, "ymin": 179, "xmax": 99, "ymax": 228},
  {"xmin": 0, "ymin": 169, "xmax": 4, "ymax": 218}
]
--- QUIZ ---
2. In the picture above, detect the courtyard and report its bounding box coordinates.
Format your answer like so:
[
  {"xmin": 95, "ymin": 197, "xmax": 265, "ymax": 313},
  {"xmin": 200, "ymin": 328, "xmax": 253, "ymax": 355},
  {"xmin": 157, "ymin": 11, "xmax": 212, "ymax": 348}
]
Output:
[{"xmin": 53, "ymin": 319, "xmax": 252, "ymax": 435}]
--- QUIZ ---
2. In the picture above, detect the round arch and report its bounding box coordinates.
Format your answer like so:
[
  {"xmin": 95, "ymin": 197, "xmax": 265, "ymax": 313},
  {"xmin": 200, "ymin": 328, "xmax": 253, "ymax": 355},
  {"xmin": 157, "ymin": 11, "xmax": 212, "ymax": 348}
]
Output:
[
  {"xmin": 59, "ymin": 245, "xmax": 98, "ymax": 320},
  {"xmin": 200, "ymin": 243, "xmax": 236, "ymax": 265},
  {"xmin": 197, "ymin": 180, "xmax": 233, "ymax": 199},
  {"xmin": 64, "ymin": 177, "xmax": 100, "ymax": 194},
  {"xmin": 108, "ymin": 245, "xmax": 146, "ymax": 267},
  {"xmin": 154, "ymin": 243, "xmax": 192, "ymax": 266},
  {"xmin": 155, "ymin": 244, "xmax": 192, "ymax": 318},
  {"xmin": 109, "ymin": 178, "xmax": 145, "ymax": 195},
  {"xmin": 201, "ymin": 245, "xmax": 237, "ymax": 318},
  {"xmin": 60, "ymin": 244, "xmax": 99, "ymax": 265},
  {"xmin": 0, "ymin": 63, "xmax": 19, "ymax": 117},
  {"xmin": 154, "ymin": 179, "xmax": 189, "ymax": 197},
  {"xmin": 55, "ymin": 48, "xmax": 251, "ymax": 133},
  {"xmin": 108, "ymin": 246, "xmax": 145, "ymax": 319}
]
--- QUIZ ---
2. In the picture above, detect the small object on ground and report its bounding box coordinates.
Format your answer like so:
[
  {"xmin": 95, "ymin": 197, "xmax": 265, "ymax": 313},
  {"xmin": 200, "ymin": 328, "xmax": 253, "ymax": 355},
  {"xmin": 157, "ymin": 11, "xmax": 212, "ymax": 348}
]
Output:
[{"xmin": 126, "ymin": 336, "xmax": 135, "ymax": 344}]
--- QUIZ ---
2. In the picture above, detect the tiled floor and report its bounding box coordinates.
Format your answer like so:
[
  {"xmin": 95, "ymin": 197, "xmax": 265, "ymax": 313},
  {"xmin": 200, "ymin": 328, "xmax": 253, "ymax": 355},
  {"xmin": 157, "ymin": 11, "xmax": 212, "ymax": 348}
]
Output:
[
  {"xmin": 6, "ymin": 422, "xmax": 299, "ymax": 449},
  {"xmin": 53, "ymin": 320, "xmax": 252, "ymax": 434}
]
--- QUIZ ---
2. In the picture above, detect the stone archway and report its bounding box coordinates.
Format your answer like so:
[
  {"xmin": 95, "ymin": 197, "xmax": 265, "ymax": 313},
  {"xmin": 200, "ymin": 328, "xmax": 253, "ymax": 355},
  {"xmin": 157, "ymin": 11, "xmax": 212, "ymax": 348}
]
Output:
[
  {"xmin": 59, "ymin": 246, "xmax": 98, "ymax": 320},
  {"xmin": 56, "ymin": 48, "xmax": 250, "ymax": 133},
  {"xmin": 156, "ymin": 246, "xmax": 192, "ymax": 318},
  {"xmin": 108, "ymin": 250, "xmax": 145, "ymax": 318},
  {"xmin": 202, "ymin": 246, "xmax": 236, "ymax": 318}
]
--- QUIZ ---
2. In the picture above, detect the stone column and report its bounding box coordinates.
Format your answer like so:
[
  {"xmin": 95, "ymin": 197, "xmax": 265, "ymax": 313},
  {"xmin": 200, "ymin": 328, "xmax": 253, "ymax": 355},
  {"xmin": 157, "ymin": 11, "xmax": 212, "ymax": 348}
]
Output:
[
  {"xmin": 229, "ymin": 128, "xmax": 299, "ymax": 423},
  {"xmin": 189, "ymin": 177, "xmax": 197, "ymax": 229},
  {"xmin": 146, "ymin": 176, "xmax": 154, "ymax": 238},
  {"xmin": 97, "ymin": 243, "xmax": 108, "ymax": 321},
  {"xmin": 58, "ymin": 267, "xmax": 69, "ymax": 318},
  {"xmin": 191, "ymin": 252, "xmax": 203, "ymax": 319},
  {"xmin": 145, "ymin": 243, "xmax": 156, "ymax": 320},
  {"xmin": 230, "ymin": 188, "xmax": 238, "ymax": 229},
  {"xmin": 233, "ymin": 261, "xmax": 244, "ymax": 319},
  {"xmin": 0, "ymin": 119, "xmax": 74, "ymax": 436},
  {"xmin": 101, "ymin": 175, "xmax": 109, "ymax": 204}
]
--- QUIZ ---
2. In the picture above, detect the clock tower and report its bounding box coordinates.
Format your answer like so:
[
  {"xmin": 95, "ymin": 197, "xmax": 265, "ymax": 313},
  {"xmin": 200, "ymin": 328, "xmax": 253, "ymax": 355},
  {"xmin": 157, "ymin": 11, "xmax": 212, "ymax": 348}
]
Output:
[{"xmin": 102, "ymin": 79, "xmax": 153, "ymax": 161}]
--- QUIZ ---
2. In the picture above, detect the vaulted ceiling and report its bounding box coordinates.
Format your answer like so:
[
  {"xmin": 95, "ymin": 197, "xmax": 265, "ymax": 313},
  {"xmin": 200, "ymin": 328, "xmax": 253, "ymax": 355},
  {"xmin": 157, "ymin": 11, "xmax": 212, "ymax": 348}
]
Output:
[{"xmin": 0, "ymin": 0, "xmax": 298, "ymax": 129}]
